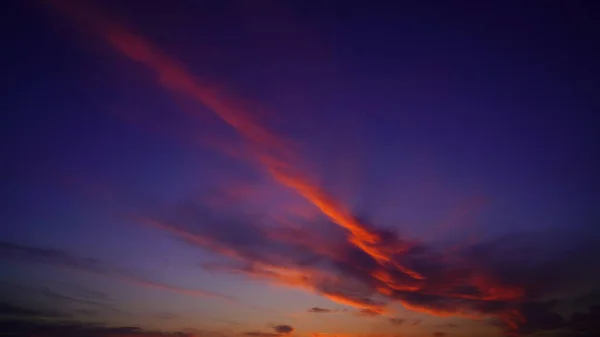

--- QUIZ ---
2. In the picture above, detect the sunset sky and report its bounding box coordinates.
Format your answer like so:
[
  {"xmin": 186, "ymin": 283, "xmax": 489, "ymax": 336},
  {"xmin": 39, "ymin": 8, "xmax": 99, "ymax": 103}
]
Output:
[{"xmin": 2, "ymin": 1, "xmax": 599, "ymax": 337}]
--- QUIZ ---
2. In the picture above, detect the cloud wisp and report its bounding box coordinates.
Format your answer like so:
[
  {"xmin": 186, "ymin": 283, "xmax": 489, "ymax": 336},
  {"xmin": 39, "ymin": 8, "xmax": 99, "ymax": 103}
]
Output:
[
  {"xmin": 307, "ymin": 307, "xmax": 335, "ymax": 313},
  {"xmin": 40, "ymin": 0, "xmax": 422, "ymax": 281},
  {"xmin": 136, "ymin": 196, "xmax": 600, "ymax": 336},
  {"xmin": 0, "ymin": 309, "xmax": 197, "ymax": 337},
  {"xmin": 244, "ymin": 324, "xmax": 295, "ymax": 337},
  {"xmin": 0, "ymin": 241, "xmax": 234, "ymax": 302}
]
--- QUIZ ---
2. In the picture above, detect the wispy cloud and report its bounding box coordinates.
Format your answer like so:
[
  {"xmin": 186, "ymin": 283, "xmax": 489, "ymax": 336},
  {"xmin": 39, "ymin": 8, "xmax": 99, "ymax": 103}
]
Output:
[
  {"xmin": 0, "ymin": 301, "xmax": 66, "ymax": 320},
  {"xmin": 388, "ymin": 318, "xmax": 405, "ymax": 325},
  {"xmin": 0, "ymin": 311, "xmax": 197, "ymax": 337},
  {"xmin": 0, "ymin": 281, "xmax": 123, "ymax": 316},
  {"xmin": 0, "ymin": 241, "xmax": 233, "ymax": 302},
  {"xmin": 114, "ymin": 275, "xmax": 235, "ymax": 302},
  {"xmin": 135, "ymin": 192, "xmax": 600, "ymax": 336},
  {"xmin": 41, "ymin": 0, "xmax": 422, "ymax": 283},
  {"xmin": 244, "ymin": 324, "xmax": 295, "ymax": 337},
  {"xmin": 355, "ymin": 309, "xmax": 381, "ymax": 317},
  {"xmin": 39, "ymin": 1, "xmax": 600, "ymax": 336},
  {"xmin": 38, "ymin": 286, "xmax": 111, "ymax": 309}
]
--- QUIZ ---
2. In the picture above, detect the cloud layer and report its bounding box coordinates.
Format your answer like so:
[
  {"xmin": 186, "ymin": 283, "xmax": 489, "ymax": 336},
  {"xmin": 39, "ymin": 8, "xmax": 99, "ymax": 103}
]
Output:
[
  {"xmin": 139, "ymin": 196, "xmax": 600, "ymax": 336},
  {"xmin": 35, "ymin": 1, "xmax": 600, "ymax": 336}
]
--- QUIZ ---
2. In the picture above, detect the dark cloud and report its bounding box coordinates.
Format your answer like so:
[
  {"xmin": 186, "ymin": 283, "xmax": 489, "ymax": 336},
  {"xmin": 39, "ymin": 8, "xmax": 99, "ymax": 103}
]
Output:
[
  {"xmin": 39, "ymin": 287, "xmax": 111, "ymax": 309},
  {"xmin": 0, "ymin": 241, "xmax": 232, "ymax": 301},
  {"xmin": 505, "ymin": 302, "xmax": 600, "ymax": 337},
  {"xmin": 0, "ymin": 241, "xmax": 109, "ymax": 274},
  {"xmin": 511, "ymin": 301, "xmax": 566, "ymax": 334},
  {"xmin": 388, "ymin": 318, "xmax": 405, "ymax": 325},
  {"xmin": 0, "ymin": 317, "xmax": 193, "ymax": 337},
  {"xmin": 0, "ymin": 302, "xmax": 66, "ymax": 319},
  {"xmin": 68, "ymin": 284, "xmax": 111, "ymax": 302},
  {"xmin": 273, "ymin": 324, "xmax": 294, "ymax": 334},
  {"xmin": 434, "ymin": 323, "xmax": 458, "ymax": 328},
  {"xmin": 142, "ymin": 196, "xmax": 600, "ymax": 336},
  {"xmin": 244, "ymin": 332, "xmax": 279, "ymax": 337},
  {"xmin": 570, "ymin": 306, "xmax": 600, "ymax": 335},
  {"xmin": 463, "ymin": 230, "xmax": 600, "ymax": 300},
  {"xmin": 0, "ymin": 282, "xmax": 123, "ymax": 317},
  {"xmin": 308, "ymin": 307, "xmax": 332, "ymax": 313},
  {"xmin": 432, "ymin": 333, "xmax": 447, "ymax": 337},
  {"xmin": 244, "ymin": 324, "xmax": 294, "ymax": 337}
]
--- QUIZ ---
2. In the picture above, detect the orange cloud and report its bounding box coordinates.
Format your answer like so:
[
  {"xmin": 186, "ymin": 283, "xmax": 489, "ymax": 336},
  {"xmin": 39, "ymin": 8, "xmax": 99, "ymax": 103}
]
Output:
[
  {"xmin": 114, "ymin": 275, "xmax": 236, "ymax": 302},
  {"xmin": 41, "ymin": 0, "xmax": 422, "ymax": 283},
  {"xmin": 42, "ymin": 1, "xmax": 528, "ymax": 333}
]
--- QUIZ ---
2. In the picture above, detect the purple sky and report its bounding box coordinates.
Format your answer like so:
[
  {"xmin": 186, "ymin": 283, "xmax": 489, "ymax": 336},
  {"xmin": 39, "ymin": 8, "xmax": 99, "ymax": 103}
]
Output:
[{"xmin": 2, "ymin": 1, "xmax": 599, "ymax": 337}]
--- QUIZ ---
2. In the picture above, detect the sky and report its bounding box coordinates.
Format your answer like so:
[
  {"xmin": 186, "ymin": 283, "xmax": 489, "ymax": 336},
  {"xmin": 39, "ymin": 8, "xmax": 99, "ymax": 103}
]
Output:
[{"xmin": 1, "ymin": 0, "xmax": 599, "ymax": 337}]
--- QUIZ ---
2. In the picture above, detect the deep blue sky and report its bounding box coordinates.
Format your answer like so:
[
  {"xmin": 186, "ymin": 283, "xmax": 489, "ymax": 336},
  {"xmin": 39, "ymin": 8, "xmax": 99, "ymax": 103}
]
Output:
[{"xmin": 2, "ymin": 1, "xmax": 599, "ymax": 337}]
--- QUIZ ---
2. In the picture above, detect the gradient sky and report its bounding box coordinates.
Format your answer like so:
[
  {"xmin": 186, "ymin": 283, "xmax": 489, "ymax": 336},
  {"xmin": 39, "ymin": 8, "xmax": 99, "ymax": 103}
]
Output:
[{"xmin": 2, "ymin": 1, "xmax": 599, "ymax": 337}]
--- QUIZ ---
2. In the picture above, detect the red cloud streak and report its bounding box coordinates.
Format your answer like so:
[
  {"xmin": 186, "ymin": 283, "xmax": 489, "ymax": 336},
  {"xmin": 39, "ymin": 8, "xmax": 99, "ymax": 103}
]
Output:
[{"xmin": 42, "ymin": 0, "xmax": 526, "ymax": 333}]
